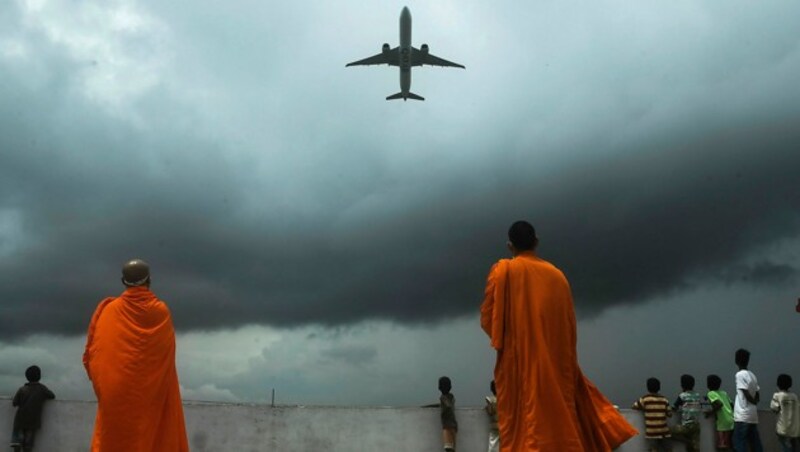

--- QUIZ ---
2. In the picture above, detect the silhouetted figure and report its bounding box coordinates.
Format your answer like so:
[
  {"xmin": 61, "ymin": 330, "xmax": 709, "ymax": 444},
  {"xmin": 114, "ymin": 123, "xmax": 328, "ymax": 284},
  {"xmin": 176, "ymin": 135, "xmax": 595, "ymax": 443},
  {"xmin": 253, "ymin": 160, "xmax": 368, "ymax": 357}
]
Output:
[
  {"xmin": 438, "ymin": 376, "xmax": 458, "ymax": 452},
  {"xmin": 11, "ymin": 365, "xmax": 55, "ymax": 452}
]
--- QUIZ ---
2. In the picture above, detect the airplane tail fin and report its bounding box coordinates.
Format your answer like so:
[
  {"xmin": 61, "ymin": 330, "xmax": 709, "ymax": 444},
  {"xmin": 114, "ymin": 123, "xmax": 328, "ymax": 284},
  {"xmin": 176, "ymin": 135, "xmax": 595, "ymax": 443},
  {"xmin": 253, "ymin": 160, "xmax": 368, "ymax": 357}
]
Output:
[{"xmin": 386, "ymin": 92, "xmax": 424, "ymax": 101}]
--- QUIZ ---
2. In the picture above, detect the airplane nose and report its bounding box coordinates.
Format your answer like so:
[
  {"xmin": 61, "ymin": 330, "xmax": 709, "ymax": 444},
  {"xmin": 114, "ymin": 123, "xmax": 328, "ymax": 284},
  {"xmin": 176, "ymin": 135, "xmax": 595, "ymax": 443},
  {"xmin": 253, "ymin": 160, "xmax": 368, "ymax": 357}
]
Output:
[{"xmin": 402, "ymin": 6, "xmax": 410, "ymax": 16}]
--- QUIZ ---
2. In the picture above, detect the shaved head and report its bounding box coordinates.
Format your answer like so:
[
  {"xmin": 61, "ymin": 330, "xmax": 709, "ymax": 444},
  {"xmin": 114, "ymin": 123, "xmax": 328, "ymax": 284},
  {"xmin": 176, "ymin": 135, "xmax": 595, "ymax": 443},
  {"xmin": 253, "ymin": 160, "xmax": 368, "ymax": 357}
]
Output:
[
  {"xmin": 122, "ymin": 259, "xmax": 151, "ymax": 287},
  {"xmin": 508, "ymin": 221, "xmax": 538, "ymax": 251}
]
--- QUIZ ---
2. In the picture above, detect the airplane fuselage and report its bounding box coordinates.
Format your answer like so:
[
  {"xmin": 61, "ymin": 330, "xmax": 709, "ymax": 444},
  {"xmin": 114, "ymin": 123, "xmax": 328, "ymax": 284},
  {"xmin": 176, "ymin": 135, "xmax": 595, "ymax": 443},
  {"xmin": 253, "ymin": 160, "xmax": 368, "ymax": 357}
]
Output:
[{"xmin": 399, "ymin": 7, "xmax": 412, "ymax": 98}]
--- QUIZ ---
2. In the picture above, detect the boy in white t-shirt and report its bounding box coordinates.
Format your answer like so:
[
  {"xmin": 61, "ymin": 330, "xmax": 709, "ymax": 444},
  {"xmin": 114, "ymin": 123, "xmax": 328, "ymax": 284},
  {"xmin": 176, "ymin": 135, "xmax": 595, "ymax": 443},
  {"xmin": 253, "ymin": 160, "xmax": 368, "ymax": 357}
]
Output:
[
  {"xmin": 770, "ymin": 374, "xmax": 799, "ymax": 452},
  {"xmin": 732, "ymin": 348, "xmax": 763, "ymax": 452}
]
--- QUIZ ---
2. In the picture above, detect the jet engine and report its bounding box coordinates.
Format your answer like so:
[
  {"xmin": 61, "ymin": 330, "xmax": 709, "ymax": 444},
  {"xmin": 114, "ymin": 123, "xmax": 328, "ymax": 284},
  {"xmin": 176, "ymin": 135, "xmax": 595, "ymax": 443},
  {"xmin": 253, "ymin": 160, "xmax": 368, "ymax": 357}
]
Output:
[
  {"xmin": 421, "ymin": 44, "xmax": 429, "ymax": 55},
  {"xmin": 382, "ymin": 43, "xmax": 390, "ymax": 54}
]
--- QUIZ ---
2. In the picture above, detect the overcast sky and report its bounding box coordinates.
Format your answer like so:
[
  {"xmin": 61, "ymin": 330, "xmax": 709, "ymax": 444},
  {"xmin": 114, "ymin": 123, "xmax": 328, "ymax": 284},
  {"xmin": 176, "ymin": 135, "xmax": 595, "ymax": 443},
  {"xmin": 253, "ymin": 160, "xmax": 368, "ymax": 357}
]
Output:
[{"xmin": 1, "ymin": 0, "xmax": 798, "ymax": 407}]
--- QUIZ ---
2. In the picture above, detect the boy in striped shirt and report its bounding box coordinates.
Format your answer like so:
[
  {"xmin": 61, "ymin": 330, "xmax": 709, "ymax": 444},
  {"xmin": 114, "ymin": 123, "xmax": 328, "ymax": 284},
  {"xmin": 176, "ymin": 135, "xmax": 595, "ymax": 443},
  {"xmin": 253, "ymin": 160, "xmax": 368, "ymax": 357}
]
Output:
[{"xmin": 633, "ymin": 377, "xmax": 673, "ymax": 452}]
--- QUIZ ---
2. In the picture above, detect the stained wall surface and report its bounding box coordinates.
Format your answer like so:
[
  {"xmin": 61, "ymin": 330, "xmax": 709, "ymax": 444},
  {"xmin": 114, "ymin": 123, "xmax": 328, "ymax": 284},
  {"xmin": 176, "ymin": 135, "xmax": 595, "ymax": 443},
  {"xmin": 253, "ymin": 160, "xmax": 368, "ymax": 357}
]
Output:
[{"xmin": 0, "ymin": 399, "xmax": 781, "ymax": 451}]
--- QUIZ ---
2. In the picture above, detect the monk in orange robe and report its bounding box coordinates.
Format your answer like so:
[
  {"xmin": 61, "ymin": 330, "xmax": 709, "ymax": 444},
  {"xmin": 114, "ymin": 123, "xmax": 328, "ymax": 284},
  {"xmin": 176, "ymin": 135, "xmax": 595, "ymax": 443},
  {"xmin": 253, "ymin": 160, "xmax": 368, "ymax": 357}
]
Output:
[
  {"xmin": 480, "ymin": 221, "xmax": 637, "ymax": 451},
  {"xmin": 83, "ymin": 259, "xmax": 189, "ymax": 452}
]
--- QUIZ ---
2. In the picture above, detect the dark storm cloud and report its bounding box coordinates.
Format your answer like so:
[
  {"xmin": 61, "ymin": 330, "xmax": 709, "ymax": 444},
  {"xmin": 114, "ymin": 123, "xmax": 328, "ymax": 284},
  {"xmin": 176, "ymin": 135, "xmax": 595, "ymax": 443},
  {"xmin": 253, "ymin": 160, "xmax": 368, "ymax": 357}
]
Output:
[
  {"xmin": 1, "ymin": 0, "xmax": 799, "ymax": 339},
  {"xmin": 320, "ymin": 345, "xmax": 378, "ymax": 367},
  {"xmin": 523, "ymin": 119, "xmax": 800, "ymax": 313},
  {"xmin": 2, "ymin": 77, "xmax": 798, "ymax": 339},
  {"xmin": 713, "ymin": 262, "xmax": 797, "ymax": 287}
]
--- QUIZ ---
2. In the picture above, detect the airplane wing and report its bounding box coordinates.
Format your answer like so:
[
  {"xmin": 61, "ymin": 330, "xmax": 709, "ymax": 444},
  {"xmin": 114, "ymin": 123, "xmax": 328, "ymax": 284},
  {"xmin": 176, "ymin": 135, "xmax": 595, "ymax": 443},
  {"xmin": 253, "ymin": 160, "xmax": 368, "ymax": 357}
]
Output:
[
  {"xmin": 346, "ymin": 48, "xmax": 399, "ymax": 67},
  {"xmin": 411, "ymin": 47, "xmax": 465, "ymax": 68}
]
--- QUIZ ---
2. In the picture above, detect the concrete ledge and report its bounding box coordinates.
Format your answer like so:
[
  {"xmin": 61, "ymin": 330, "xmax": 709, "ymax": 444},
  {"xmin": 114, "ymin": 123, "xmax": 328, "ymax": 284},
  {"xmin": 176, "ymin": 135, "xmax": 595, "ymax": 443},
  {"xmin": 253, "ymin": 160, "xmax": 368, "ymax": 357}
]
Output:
[{"xmin": 0, "ymin": 399, "xmax": 780, "ymax": 451}]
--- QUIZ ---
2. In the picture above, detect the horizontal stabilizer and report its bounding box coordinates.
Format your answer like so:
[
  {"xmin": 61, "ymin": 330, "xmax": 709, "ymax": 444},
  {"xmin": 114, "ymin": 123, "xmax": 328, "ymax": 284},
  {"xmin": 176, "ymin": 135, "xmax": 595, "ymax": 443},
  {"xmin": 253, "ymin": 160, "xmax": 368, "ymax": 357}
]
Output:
[{"xmin": 386, "ymin": 91, "xmax": 425, "ymax": 101}]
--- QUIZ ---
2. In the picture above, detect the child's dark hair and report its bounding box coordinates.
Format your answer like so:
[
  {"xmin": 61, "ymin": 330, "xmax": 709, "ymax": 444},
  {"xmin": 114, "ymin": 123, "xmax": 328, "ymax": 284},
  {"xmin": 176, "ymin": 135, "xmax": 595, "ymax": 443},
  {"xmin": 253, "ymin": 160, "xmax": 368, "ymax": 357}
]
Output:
[
  {"xmin": 646, "ymin": 377, "xmax": 660, "ymax": 393},
  {"xmin": 25, "ymin": 365, "xmax": 41, "ymax": 383},
  {"xmin": 707, "ymin": 374, "xmax": 722, "ymax": 391},
  {"xmin": 490, "ymin": 380, "xmax": 496, "ymax": 395},
  {"xmin": 777, "ymin": 374, "xmax": 793, "ymax": 391},
  {"xmin": 680, "ymin": 374, "xmax": 695, "ymax": 391},
  {"xmin": 735, "ymin": 348, "xmax": 750, "ymax": 368},
  {"xmin": 438, "ymin": 376, "xmax": 452, "ymax": 394}
]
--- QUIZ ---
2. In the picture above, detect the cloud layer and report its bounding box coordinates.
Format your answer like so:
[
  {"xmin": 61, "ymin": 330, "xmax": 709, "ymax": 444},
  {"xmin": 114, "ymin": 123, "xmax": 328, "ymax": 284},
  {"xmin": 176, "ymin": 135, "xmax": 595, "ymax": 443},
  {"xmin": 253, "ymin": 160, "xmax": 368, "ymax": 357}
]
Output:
[{"xmin": 1, "ymin": 0, "xmax": 799, "ymax": 340}]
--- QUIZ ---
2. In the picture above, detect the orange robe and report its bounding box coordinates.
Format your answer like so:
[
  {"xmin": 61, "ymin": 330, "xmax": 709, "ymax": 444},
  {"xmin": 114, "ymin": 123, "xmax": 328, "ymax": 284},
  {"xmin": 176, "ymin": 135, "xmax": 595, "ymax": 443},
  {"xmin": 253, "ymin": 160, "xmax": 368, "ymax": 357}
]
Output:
[
  {"xmin": 480, "ymin": 253, "xmax": 637, "ymax": 451},
  {"xmin": 83, "ymin": 286, "xmax": 189, "ymax": 452}
]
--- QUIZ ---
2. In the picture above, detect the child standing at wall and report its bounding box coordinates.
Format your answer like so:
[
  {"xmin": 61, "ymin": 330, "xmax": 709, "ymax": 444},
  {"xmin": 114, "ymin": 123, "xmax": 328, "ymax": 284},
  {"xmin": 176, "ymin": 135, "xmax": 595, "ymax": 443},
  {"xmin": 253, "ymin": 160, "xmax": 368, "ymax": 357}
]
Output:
[
  {"xmin": 438, "ymin": 376, "xmax": 458, "ymax": 452},
  {"xmin": 733, "ymin": 348, "xmax": 763, "ymax": 452},
  {"xmin": 485, "ymin": 380, "xmax": 499, "ymax": 452},
  {"xmin": 706, "ymin": 374, "xmax": 734, "ymax": 450},
  {"xmin": 10, "ymin": 365, "xmax": 55, "ymax": 452},
  {"xmin": 671, "ymin": 374, "xmax": 702, "ymax": 452},
  {"xmin": 770, "ymin": 374, "xmax": 800, "ymax": 452},
  {"xmin": 632, "ymin": 377, "xmax": 672, "ymax": 452}
]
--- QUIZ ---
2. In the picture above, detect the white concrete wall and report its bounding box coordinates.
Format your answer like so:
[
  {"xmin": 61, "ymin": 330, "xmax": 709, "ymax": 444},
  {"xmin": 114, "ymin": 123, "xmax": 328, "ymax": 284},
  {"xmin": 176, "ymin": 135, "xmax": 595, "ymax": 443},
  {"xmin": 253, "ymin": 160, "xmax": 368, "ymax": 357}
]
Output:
[{"xmin": 0, "ymin": 398, "xmax": 782, "ymax": 451}]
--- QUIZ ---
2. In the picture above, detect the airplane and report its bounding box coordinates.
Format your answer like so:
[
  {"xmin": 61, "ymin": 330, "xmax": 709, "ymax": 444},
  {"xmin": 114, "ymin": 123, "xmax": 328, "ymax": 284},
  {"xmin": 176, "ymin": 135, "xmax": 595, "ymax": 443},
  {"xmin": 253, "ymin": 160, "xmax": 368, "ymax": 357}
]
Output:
[{"xmin": 346, "ymin": 6, "xmax": 465, "ymax": 101}]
